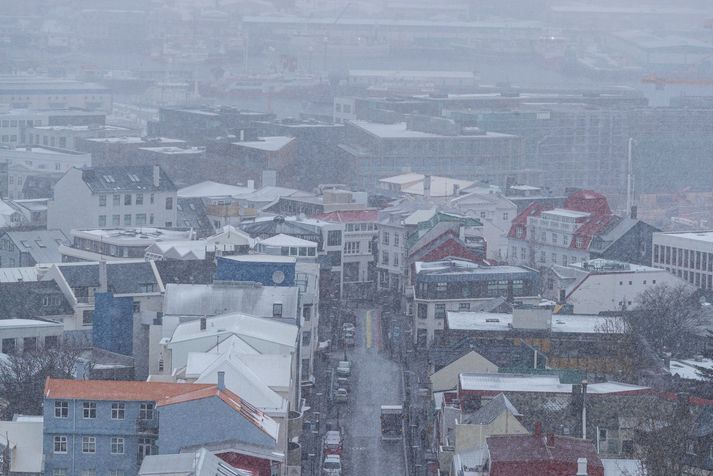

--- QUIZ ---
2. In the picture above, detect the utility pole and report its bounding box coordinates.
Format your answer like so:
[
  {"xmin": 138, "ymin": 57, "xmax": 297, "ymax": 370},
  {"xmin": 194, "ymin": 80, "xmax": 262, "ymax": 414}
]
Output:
[{"xmin": 626, "ymin": 137, "xmax": 635, "ymax": 214}]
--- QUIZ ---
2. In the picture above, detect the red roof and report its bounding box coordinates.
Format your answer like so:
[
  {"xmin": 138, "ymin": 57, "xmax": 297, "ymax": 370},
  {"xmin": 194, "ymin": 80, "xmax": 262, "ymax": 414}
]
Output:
[
  {"xmin": 507, "ymin": 202, "xmax": 548, "ymax": 239},
  {"xmin": 311, "ymin": 209, "xmax": 378, "ymax": 223},
  {"xmin": 570, "ymin": 214, "xmax": 617, "ymax": 250},
  {"xmin": 157, "ymin": 386, "xmax": 277, "ymax": 439},
  {"xmin": 488, "ymin": 433, "xmax": 603, "ymax": 476},
  {"xmin": 45, "ymin": 378, "xmax": 213, "ymax": 402},
  {"xmin": 564, "ymin": 190, "xmax": 611, "ymax": 216}
]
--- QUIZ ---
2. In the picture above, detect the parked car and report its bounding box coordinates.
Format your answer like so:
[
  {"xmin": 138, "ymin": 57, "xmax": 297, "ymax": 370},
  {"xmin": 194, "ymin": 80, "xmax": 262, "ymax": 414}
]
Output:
[
  {"xmin": 337, "ymin": 376, "xmax": 350, "ymax": 390},
  {"xmin": 334, "ymin": 387, "xmax": 348, "ymax": 403},
  {"xmin": 336, "ymin": 361, "xmax": 351, "ymax": 377},
  {"xmin": 344, "ymin": 331, "xmax": 355, "ymax": 347},
  {"xmin": 323, "ymin": 454, "xmax": 342, "ymax": 475},
  {"xmin": 323, "ymin": 430, "xmax": 343, "ymax": 455}
]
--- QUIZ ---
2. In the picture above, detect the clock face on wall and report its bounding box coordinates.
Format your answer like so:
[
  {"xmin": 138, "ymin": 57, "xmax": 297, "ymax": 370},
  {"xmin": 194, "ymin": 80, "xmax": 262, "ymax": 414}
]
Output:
[{"xmin": 272, "ymin": 270, "xmax": 285, "ymax": 284}]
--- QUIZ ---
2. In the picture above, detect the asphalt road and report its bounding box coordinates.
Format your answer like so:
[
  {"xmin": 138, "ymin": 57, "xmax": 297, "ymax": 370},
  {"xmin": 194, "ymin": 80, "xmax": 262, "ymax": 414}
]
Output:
[{"xmin": 341, "ymin": 308, "xmax": 407, "ymax": 475}]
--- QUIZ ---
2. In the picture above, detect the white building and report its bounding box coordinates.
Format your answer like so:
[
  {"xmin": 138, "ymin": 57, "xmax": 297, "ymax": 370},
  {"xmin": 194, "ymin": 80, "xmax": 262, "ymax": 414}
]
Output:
[
  {"xmin": 0, "ymin": 146, "xmax": 91, "ymax": 199},
  {"xmin": 47, "ymin": 165, "xmax": 178, "ymax": 235},
  {"xmin": 0, "ymin": 415, "xmax": 44, "ymax": 475},
  {"xmin": 59, "ymin": 227, "xmax": 193, "ymax": 262},
  {"xmin": 652, "ymin": 231, "xmax": 713, "ymax": 290},
  {"xmin": 542, "ymin": 258, "xmax": 687, "ymax": 314},
  {"xmin": 378, "ymin": 173, "xmax": 475, "ymax": 200},
  {"xmin": 449, "ymin": 190, "xmax": 517, "ymax": 261},
  {"xmin": 0, "ymin": 318, "xmax": 64, "ymax": 354}
]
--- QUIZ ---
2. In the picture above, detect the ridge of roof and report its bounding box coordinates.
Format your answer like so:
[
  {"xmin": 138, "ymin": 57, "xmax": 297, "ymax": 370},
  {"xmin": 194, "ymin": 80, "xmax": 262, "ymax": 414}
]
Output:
[{"xmin": 44, "ymin": 378, "xmax": 213, "ymax": 401}]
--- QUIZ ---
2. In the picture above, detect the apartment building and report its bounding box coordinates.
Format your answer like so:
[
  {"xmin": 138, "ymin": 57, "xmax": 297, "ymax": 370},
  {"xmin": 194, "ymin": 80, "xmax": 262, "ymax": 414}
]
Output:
[
  {"xmin": 59, "ymin": 228, "xmax": 193, "ymax": 262},
  {"xmin": 338, "ymin": 115, "xmax": 534, "ymax": 190},
  {"xmin": 47, "ymin": 165, "xmax": 178, "ymax": 236},
  {"xmin": 652, "ymin": 231, "xmax": 713, "ymax": 290},
  {"xmin": 411, "ymin": 259, "xmax": 539, "ymax": 345},
  {"xmin": 508, "ymin": 190, "xmax": 658, "ymax": 269}
]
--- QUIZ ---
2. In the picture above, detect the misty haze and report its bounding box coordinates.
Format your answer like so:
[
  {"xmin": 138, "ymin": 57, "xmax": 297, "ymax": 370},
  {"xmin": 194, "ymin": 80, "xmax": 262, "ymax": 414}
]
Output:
[{"xmin": 0, "ymin": 1, "xmax": 712, "ymax": 475}]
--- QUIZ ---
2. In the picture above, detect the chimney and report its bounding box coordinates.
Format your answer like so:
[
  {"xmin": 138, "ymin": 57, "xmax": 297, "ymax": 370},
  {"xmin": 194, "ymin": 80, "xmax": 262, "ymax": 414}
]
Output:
[
  {"xmin": 546, "ymin": 433, "xmax": 555, "ymax": 447},
  {"xmin": 153, "ymin": 165, "xmax": 160, "ymax": 187},
  {"xmin": 534, "ymin": 421, "xmax": 542, "ymax": 437},
  {"xmin": 424, "ymin": 175, "xmax": 431, "ymax": 200},
  {"xmin": 581, "ymin": 380, "xmax": 588, "ymax": 439},
  {"xmin": 576, "ymin": 458, "xmax": 588, "ymax": 476},
  {"xmin": 217, "ymin": 371, "xmax": 225, "ymax": 391},
  {"xmin": 630, "ymin": 205, "xmax": 637, "ymax": 219},
  {"xmin": 247, "ymin": 179, "xmax": 255, "ymax": 190},
  {"xmin": 200, "ymin": 317, "xmax": 207, "ymax": 331},
  {"xmin": 98, "ymin": 260, "xmax": 108, "ymax": 293}
]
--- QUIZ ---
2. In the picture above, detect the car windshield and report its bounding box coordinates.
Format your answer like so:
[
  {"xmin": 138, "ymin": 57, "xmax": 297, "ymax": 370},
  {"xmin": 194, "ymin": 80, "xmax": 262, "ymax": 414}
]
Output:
[{"xmin": 324, "ymin": 461, "xmax": 341, "ymax": 469}]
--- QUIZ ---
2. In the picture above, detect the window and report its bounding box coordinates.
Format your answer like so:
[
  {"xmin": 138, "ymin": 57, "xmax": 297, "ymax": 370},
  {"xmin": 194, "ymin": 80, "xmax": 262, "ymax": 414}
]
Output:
[
  {"xmin": 136, "ymin": 193, "xmax": 143, "ymax": 205},
  {"xmin": 150, "ymin": 193, "xmax": 155, "ymax": 204},
  {"xmin": 98, "ymin": 215, "xmax": 106, "ymax": 227},
  {"xmin": 80, "ymin": 471, "xmax": 96, "ymax": 476},
  {"xmin": 136, "ymin": 213, "xmax": 147, "ymax": 226},
  {"xmin": 83, "ymin": 401, "xmax": 96, "ymax": 419},
  {"xmin": 124, "ymin": 194, "xmax": 132, "ymax": 206},
  {"xmin": 82, "ymin": 436, "xmax": 96, "ymax": 453},
  {"xmin": 23, "ymin": 337, "xmax": 37, "ymax": 353},
  {"xmin": 149, "ymin": 214, "xmax": 154, "ymax": 225},
  {"xmin": 434, "ymin": 303, "xmax": 446, "ymax": 319},
  {"xmin": 344, "ymin": 241, "xmax": 360, "ymax": 254},
  {"xmin": 552, "ymin": 233, "xmax": 558, "ymax": 244},
  {"xmin": 99, "ymin": 194, "xmax": 106, "ymax": 207},
  {"xmin": 138, "ymin": 438, "xmax": 155, "ymax": 462},
  {"xmin": 54, "ymin": 401, "xmax": 68, "ymax": 418},
  {"xmin": 480, "ymin": 211, "xmax": 486, "ymax": 218},
  {"xmin": 382, "ymin": 232, "xmax": 390, "ymax": 245},
  {"xmin": 459, "ymin": 302, "xmax": 470, "ymax": 311},
  {"xmin": 45, "ymin": 335, "xmax": 59, "ymax": 349},
  {"xmin": 273, "ymin": 303, "xmax": 283, "ymax": 318},
  {"xmin": 112, "ymin": 215, "xmax": 120, "ymax": 226},
  {"xmin": 302, "ymin": 330, "xmax": 312, "ymax": 347},
  {"xmin": 687, "ymin": 441, "xmax": 696, "ymax": 455},
  {"xmin": 53, "ymin": 470, "xmax": 68, "ymax": 476},
  {"xmin": 139, "ymin": 402, "xmax": 154, "ymax": 420},
  {"xmin": 133, "ymin": 301, "xmax": 141, "ymax": 313},
  {"xmin": 394, "ymin": 233, "xmax": 400, "ymax": 247},
  {"xmin": 393, "ymin": 253, "xmax": 399, "ymax": 267},
  {"xmin": 123, "ymin": 214, "xmax": 131, "ymax": 226},
  {"xmin": 111, "ymin": 402, "xmax": 125, "ymax": 420},
  {"xmin": 111, "ymin": 437, "xmax": 125, "ymax": 454},
  {"xmin": 165, "ymin": 197, "xmax": 173, "ymax": 210},
  {"xmin": 327, "ymin": 230, "xmax": 342, "ymax": 246},
  {"xmin": 303, "ymin": 304, "xmax": 312, "ymax": 321},
  {"xmin": 109, "ymin": 471, "xmax": 124, "ymax": 476},
  {"xmin": 417, "ymin": 303, "xmax": 427, "ymax": 320},
  {"xmin": 575, "ymin": 237, "xmax": 584, "ymax": 248},
  {"xmin": 2, "ymin": 338, "xmax": 15, "ymax": 354},
  {"xmin": 54, "ymin": 435, "xmax": 67, "ymax": 453},
  {"xmin": 382, "ymin": 250, "xmax": 389, "ymax": 266},
  {"xmin": 165, "ymin": 221, "xmax": 172, "ymax": 228},
  {"xmin": 598, "ymin": 428, "xmax": 607, "ymax": 440},
  {"xmin": 113, "ymin": 194, "xmax": 120, "ymax": 206}
]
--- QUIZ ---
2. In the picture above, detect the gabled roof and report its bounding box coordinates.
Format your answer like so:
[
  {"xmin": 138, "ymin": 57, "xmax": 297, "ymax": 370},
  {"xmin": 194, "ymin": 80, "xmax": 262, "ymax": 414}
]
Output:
[
  {"xmin": 258, "ymin": 233, "xmax": 317, "ymax": 248},
  {"xmin": 45, "ymin": 378, "xmax": 213, "ymax": 401},
  {"xmin": 80, "ymin": 166, "xmax": 176, "ymax": 193},
  {"xmin": 487, "ymin": 433, "xmax": 604, "ymax": 469},
  {"xmin": 311, "ymin": 209, "xmax": 378, "ymax": 223},
  {"xmin": 56, "ymin": 261, "xmax": 159, "ymax": 294},
  {"xmin": 4, "ymin": 229, "xmax": 67, "ymax": 264},
  {"xmin": 0, "ymin": 280, "xmax": 72, "ymax": 318},
  {"xmin": 463, "ymin": 393, "xmax": 521, "ymax": 425},
  {"xmin": 139, "ymin": 448, "xmax": 254, "ymax": 476},
  {"xmin": 157, "ymin": 385, "xmax": 279, "ymax": 441}
]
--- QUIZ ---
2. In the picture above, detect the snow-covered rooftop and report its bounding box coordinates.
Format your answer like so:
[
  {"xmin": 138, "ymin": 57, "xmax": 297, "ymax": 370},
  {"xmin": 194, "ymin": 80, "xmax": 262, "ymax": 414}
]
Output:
[
  {"xmin": 459, "ymin": 373, "xmax": 648, "ymax": 394},
  {"xmin": 446, "ymin": 311, "xmax": 625, "ymax": 334}
]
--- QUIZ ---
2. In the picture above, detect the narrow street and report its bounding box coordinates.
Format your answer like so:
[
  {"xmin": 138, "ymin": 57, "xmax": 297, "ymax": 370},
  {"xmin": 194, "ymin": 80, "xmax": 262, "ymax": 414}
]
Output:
[{"xmin": 342, "ymin": 307, "xmax": 407, "ymax": 475}]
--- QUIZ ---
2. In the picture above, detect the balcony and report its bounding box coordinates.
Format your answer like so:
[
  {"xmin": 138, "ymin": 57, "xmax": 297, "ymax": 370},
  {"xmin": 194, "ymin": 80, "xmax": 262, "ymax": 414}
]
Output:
[{"xmin": 136, "ymin": 418, "xmax": 158, "ymax": 435}]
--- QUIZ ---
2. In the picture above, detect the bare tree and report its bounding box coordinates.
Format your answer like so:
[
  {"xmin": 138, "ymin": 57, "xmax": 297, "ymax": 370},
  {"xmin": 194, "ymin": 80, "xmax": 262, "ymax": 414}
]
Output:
[
  {"xmin": 0, "ymin": 345, "xmax": 82, "ymax": 418},
  {"xmin": 625, "ymin": 283, "xmax": 703, "ymax": 355}
]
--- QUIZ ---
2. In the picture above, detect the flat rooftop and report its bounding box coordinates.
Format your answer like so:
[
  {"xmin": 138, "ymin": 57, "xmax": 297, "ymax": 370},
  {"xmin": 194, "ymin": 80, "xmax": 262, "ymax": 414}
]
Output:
[
  {"xmin": 459, "ymin": 372, "xmax": 648, "ymax": 395},
  {"xmin": 655, "ymin": 231, "xmax": 713, "ymax": 244},
  {"xmin": 72, "ymin": 228, "xmax": 192, "ymax": 243},
  {"xmin": 446, "ymin": 311, "xmax": 625, "ymax": 334},
  {"xmin": 351, "ymin": 120, "xmax": 514, "ymax": 139}
]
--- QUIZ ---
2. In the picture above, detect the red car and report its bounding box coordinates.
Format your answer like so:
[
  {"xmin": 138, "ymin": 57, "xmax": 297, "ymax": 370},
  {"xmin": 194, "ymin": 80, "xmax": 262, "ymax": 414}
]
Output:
[{"xmin": 323, "ymin": 430, "xmax": 343, "ymax": 455}]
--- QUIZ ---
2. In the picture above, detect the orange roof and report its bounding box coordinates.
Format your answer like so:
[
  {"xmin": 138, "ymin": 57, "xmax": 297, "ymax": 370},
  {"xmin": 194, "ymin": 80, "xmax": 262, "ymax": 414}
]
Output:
[
  {"xmin": 157, "ymin": 386, "xmax": 277, "ymax": 439},
  {"xmin": 44, "ymin": 378, "xmax": 214, "ymax": 402}
]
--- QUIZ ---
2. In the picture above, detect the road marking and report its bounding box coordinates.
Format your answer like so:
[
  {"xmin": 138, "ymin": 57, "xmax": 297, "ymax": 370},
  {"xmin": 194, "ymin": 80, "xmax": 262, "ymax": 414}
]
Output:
[{"xmin": 365, "ymin": 310, "xmax": 373, "ymax": 348}]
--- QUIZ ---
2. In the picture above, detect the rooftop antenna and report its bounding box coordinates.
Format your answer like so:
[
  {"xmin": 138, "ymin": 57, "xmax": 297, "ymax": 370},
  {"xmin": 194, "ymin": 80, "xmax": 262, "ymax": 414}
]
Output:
[{"xmin": 626, "ymin": 137, "xmax": 635, "ymax": 215}]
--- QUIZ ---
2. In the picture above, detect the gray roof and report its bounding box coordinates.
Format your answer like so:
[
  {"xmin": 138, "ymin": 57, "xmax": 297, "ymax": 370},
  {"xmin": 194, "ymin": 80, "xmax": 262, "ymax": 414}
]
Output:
[
  {"xmin": 81, "ymin": 166, "xmax": 176, "ymax": 193},
  {"xmin": 462, "ymin": 393, "xmax": 522, "ymax": 425},
  {"xmin": 164, "ymin": 283, "xmax": 299, "ymax": 319},
  {"xmin": 139, "ymin": 448, "xmax": 250, "ymax": 476},
  {"xmin": 57, "ymin": 261, "xmax": 158, "ymax": 294},
  {"xmin": 5, "ymin": 229, "xmax": 67, "ymax": 264}
]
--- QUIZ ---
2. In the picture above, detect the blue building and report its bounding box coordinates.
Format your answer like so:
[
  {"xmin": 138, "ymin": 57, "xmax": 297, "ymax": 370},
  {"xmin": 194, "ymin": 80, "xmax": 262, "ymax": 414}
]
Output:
[
  {"xmin": 215, "ymin": 255, "xmax": 296, "ymax": 286},
  {"xmin": 43, "ymin": 377, "xmax": 281, "ymax": 476},
  {"xmin": 43, "ymin": 379, "xmax": 208, "ymax": 476}
]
